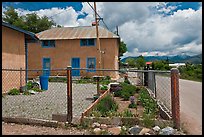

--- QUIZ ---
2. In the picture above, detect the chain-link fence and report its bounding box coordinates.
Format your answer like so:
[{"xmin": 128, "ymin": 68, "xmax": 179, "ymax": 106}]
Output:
[
  {"xmin": 127, "ymin": 69, "xmax": 172, "ymax": 117},
  {"xmin": 2, "ymin": 67, "xmax": 180, "ymax": 128},
  {"xmin": 2, "ymin": 68, "xmax": 67, "ymax": 120}
]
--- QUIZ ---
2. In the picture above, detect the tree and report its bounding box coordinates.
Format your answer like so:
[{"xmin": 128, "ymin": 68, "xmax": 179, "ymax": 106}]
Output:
[
  {"xmin": 2, "ymin": 6, "xmax": 19, "ymax": 25},
  {"xmin": 125, "ymin": 58, "xmax": 136, "ymax": 67},
  {"xmin": 135, "ymin": 55, "xmax": 145, "ymax": 69},
  {"xmin": 3, "ymin": 6, "xmax": 56, "ymax": 33},
  {"xmin": 119, "ymin": 41, "xmax": 127, "ymax": 58}
]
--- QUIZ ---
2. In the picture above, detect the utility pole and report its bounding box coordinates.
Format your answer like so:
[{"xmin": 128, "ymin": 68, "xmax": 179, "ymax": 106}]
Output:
[{"xmin": 94, "ymin": 2, "xmax": 102, "ymax": 75}]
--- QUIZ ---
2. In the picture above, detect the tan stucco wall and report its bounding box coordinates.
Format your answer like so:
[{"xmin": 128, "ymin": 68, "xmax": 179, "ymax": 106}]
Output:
[
  {"xmin": 2, "ymin": 26, "xmax": 26, "ymax": 93},
  {"xmin": 28, "ymin": 38, "xmax": 119, "ymax": 78}
]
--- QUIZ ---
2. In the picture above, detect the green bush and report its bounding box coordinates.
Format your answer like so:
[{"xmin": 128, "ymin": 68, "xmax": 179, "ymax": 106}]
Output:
[
  {"xmin": 142, "ymin": 113, "xmax": 155, "ymax": 128},
  {"xmin": 32, "ymin": 87, "xmax": 43, "ymax": 92},
  {"xmin": 121, "ymin": 92, "xmax": 131, "ymax": 101},
  {"xmin": 116, "ymin": 82, "xmax": 137, "ymax": 100},
  {"xmin": 100, "ymin": 85, "xmax": 108, "ymax": 90},
  {"xmin": 8, "ymin": 88, "xmax": 20, "ymax": 95},
  {"xmin": 26, "ymin": 81, "xmax": 33, "ymax": 90},
  {"xmin": 128, "ymin": 103, "xmax": 137, "ymax": 108},
  {"xmin": 95, "ymin": 95, "xmax": 118, "ymax": 116},
  {"xmin": 122, "ymin": 109, "xmax": 134, "ymax": 117},
  {"xmin": 23, "ymin": 91, "xmax": 31, "ymax": 95}
]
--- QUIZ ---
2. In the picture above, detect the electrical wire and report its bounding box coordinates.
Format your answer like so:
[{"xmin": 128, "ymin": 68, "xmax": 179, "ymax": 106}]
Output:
[{"xmin": 87, "ymin": 2, "xmax": 110, "ymax": 31}]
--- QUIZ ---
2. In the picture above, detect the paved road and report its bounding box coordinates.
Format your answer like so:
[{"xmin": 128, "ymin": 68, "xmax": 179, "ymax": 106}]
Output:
[{"xmin": 179, "ymin": 79, "xmax": 202, "ymax": 135}]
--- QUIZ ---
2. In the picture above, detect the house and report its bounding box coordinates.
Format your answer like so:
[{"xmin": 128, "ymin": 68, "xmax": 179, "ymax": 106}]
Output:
[
  {"xmin": 27, "ymin": 26, "xmax": 120, "ymax": 79},
  {"xmin": 2, "ymin": 22, "xmax": 38, "ymax": 93},
  {"xmin": 169, "ymin": 63, "xmax": 186, "ymax": 68}
]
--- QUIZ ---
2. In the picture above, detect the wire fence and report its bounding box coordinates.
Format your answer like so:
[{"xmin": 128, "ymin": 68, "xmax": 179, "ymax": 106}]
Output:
[{"xmin": 2, "ymin": 67, "xmax": 180, "ymax": 128}]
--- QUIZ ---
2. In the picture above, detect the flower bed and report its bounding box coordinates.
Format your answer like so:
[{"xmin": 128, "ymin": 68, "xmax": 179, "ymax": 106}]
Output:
[{"xmin": 83, "ymin": 82, "xmax": 171, "ymax": 128}]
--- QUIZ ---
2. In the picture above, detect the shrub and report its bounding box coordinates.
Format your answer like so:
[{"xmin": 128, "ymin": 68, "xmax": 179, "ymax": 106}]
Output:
[
  {"xmin": 122, "ymin": 109, "xmax": 134, "ymax": 117},
  {"xmin": 95, "ymin": 95, "xmax": 118, "ymax": 116},
  {"xmin": 23, "ymin": 91, "xmax": 31, "ymax": 95},
  {"xmin": 8, "ymin": 88, "xmax": 20, "ymax": 95},
  {"xmin": 142, "ymin": 113, "xmax": 155, "ymax": 128},
  {"xmin": 121, "ymin": 92, "xmax": 131, "ymax": 101},
  {"xmin": 26, "ymin": 81, "xmax": 33, "ymax": 90},
  {"xmin": 32, "ymin": 87, "xmax": 43, "ymax": 92},
  {"xmin": 100, "ymin": 85, "xmax": 108, "ymax": 90},
  {"xmin": 128, "ymin": 103, "xmax": 137, "ymax": 108}
]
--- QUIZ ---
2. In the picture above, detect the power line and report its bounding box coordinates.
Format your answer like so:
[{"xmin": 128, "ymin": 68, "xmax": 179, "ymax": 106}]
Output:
[
  {"xmin": 47, "ymin": 8, "xmax": 72, "ymax": 20},
  {"xmin": 87, "ymin": 2, "xmax": 110, "ymax": 31}
]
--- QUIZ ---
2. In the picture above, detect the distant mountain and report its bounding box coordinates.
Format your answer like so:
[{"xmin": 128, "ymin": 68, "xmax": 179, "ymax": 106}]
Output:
[
  {"xmin": 121, "ymin": 54, "xmax": 202, "ymax": 64},
  {"xmin": 181, "ymin": 54, "xmax": 202, "ymax": 64}
]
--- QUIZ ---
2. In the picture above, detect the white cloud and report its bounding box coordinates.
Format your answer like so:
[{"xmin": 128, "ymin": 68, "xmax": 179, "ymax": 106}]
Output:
[{"xmin": 3, "ymin": 2, "xmax": 202, "ymax": 57}]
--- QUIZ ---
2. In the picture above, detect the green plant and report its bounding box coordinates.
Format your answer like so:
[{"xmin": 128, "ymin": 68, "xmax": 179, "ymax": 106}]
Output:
[
  {"xmin": 8, "ymin": 88, "xmax": 20, "ymax": 95},
  {"xmin": 23, "ymin": 91, "xmax": 31, "ymax": 95},
  {"xmin": 90, "ymin": 110, "xmax": 102, "ymax": 117},
  {"xmin": 128, "ymin": 103, "xmax": 137, "ymax": 108},
  {"xmin": 94, "ymin": 95, "xmax": 118, "ymax": 116},
  {"xmin": 122, "ymin": 109, "xmax": 134, "ymax": 117},
  {"xmin": 26, "ymin": 81, "xmax": 33, "ymax": 90},
  {"xmin": 142, "ymin": 113, "xmax": 155, "ymax": 128},
  {"xmin": 32, "ymin": 87, "xmax": 43, "ymax": 92},
  {"xmin": 100, "ymin": 85, "xmax": 108, "ymax": 90}
]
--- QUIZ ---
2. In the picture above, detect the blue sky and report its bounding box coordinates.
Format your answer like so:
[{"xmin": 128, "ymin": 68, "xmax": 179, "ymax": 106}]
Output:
[{"xmin": 2, "ymin": 2, "xmax": 202, "ymax": 57}]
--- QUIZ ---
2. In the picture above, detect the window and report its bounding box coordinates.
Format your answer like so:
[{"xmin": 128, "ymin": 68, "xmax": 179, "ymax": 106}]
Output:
[
  {"xmin": 42, "ymin": 40, "xmax": 55, "ymax": 48},
  {"xmin": 80, "ymin": 39, "xmax": 95, "ymax": 46},
  {"xmin": 87, "ymin": 57, "xmax": 96, "ymax": 72}
]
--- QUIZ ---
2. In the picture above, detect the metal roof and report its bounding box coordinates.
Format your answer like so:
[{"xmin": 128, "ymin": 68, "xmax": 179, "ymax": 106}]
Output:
[
  {"xmin": 36, "ymin": 26, "xmax": 120, "ymax": 40},
  {"xmin": 2, "ymin": 22, "xmax": 38, "ymax": 41}
]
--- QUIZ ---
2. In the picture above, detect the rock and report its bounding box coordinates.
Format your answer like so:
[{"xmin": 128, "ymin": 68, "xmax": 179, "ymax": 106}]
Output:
[
  {"xmin": 145, "ymin": 133, "xmax": 151, "ymax": 135},
  {"xmin": 159, "ymin": 126, "xmax": 175, "ymax": 135},
  {"xmin": 100, "ymin": 124, "xmax": 108, "ymax": 129},
  {"xmin": 122, "ymin": 126, "xmax": 127, "ymax": 131},
  {"xmin": 129, "ymin": 125, "xmax": 142, "ymax": 135},
  {"xmin": 92, "ymin": 122, "xmax": 100, "ymax": 128},
  {"xmin": 153, "ymin": 126, "xmax": 160, "ymax": 132},
  {"xmin": 108, "ymin": 126, "xmax": 121, "ymax": 135},
  {"xmin": 28, "ymin": 90, "xmax": 37, "ymax": 94},
  {"xmin": 139, "ymin": 128, "xmax": 151, "ymax": 135},
  {"xmin": 93, "ymin": 128, "xmax": 101, "ymax": 135},
  {"xmin": 10, "ymin": 123, "xmax": 15, "ymax": 126}
]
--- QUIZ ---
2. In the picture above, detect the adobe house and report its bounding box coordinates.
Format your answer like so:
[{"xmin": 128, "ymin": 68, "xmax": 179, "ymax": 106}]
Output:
[
  {"xmin": 2, "ymin": 22, "xmax": 38, "ymax": 93},
  {"xmin": 28, "ymin": 26, "xmax": 120, "ymax": 79}
]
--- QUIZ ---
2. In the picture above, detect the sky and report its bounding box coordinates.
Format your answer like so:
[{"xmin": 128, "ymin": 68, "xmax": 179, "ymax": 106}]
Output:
[{"xmin": 2, "ymin": 2, "xmax": 202, "ymax": 58}]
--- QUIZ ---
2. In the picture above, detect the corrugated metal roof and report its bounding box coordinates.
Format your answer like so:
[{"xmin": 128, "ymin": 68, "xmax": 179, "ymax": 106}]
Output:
[{"xmin": 36, "ymin": 26, "xmax": 119, "ymax": 40}]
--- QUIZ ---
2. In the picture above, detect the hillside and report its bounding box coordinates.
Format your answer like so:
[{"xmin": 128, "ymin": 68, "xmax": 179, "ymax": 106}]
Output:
[{"xmin": 121, "ymin": 54, "xmax": 202, "ymax": 64}]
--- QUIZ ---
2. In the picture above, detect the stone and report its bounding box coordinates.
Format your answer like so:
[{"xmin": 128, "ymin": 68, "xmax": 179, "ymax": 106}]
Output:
[
  {"xmin": 92, "ymin": 122, "xmax": 100, "ymax": 128},
  {"xmin": 122, "ymin": 126, "xmax": 127, "ymax": 131},
  {"xmin": 28, "ymin": 90, "xmax": 37, "ymax": 94},
  {"xmin": 108, "ymin": 126, "xmax": 121, "ymax": 135},
  {"xmin": 129, "ymin": 125, "xmax": 142, "ymax": 135},
  {"xmin": 145, "ymin": 133, "xmax": 151, "ymax": 135},
  {"xmin": 159, "ymin": 126, "xmax": 175, "ymax": 135},
  {"xmin": 93, "ymin": 128, "xmax": 101, "ymax": 135},
  {"xmin": 139, "ymin": 128, "xmax": 151, "ymax": 135},
  {"xmin": 100, "ymin": 124, "xmax": 108, "ymax": 129},
  {"xmin": 153, "ymin": 126, "xmax": 161, "ymax": 132}
]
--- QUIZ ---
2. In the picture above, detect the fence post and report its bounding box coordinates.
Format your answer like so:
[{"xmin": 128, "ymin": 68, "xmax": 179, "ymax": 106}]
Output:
[
  {"xmin": 67, "ymin": 66, "xmax": 72, "ymax": 123},
  {"xmin": 171, "ymin": 68, "xmax": 180, "ymax": 129}
]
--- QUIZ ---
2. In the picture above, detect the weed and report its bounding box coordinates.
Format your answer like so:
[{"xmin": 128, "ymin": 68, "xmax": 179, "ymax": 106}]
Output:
[
  {"xmin": 142, "ymin": 113, "xmax": 155, "ymax": 128},
  {"xmin": 8, "ymin": 88, "xmax": 20, "ymax": 95},
  {"xmin": 122, "ymin": 109, "xmax": 134, "ymax": 117}
]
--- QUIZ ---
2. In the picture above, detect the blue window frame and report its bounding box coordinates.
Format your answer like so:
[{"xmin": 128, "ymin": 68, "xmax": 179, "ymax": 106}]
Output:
[
  {"xmin": 87, "ymin": 57, "xmax": 96, "ymax": 72},
  {"xmin": 80, "ymin": 39, "xmax": 95, "ymax": 46},
  {"xmin": 41, "ymin": 40, "xmax": 55, "ymax": 48}
]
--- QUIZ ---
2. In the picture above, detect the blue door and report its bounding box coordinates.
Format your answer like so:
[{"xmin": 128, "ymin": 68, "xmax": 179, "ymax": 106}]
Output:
[
  {"xmin": 72, "ymin": 58, "xmax": 80, "ymax": 76},
  {"xmin": 43, "ymin": 58, "xmax": 51, "ymax": 76}
]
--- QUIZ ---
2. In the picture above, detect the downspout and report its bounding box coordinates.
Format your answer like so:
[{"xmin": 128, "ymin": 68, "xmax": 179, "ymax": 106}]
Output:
[{"xmin": 25, "ymin": 37, "xmax": 28, "ymax": 84}]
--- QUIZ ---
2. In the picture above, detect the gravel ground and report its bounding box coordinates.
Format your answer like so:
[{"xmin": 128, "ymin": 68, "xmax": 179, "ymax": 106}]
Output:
[
  {"xmin": 2, "ymin": 82, "xmax": 97, "ymax": 120},
  {"xmin": 2, "ymin": 122, "xmax": 90, "ymax": 135}
]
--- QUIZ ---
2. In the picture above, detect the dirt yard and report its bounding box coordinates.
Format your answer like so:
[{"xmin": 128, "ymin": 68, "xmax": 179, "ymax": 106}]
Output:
[{"xmin": 2, "ymin": 122, "xmax": 90, "ymax": 135}]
